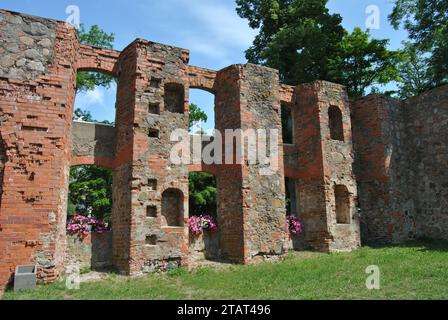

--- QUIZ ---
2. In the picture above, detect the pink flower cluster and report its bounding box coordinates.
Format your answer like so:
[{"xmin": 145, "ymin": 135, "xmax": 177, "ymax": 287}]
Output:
[
  {"xmin": 286, "ymin": 215, "xmax": 303, "ymax": 235},
  {"xmin": 66, "ymin": 215, "xmax": 108, "ymax": 240},
  {"xmin": 188, "ymin": 215, "xmax": 217, "ymax": 235}
]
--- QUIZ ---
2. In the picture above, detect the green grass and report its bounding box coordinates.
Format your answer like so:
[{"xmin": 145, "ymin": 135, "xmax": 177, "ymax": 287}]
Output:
[{"xmin": 4, "ymin": 241, "xmax": 448, "ymax": 300}]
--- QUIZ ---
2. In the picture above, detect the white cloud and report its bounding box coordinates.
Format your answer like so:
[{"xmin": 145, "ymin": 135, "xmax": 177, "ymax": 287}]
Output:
[
  {"xmin": 135, "ymin": 0, "xmax": 257, "ymax": 67},
  {"xmin": 84, "ymin": 87, "xmax": 105, "ymax": 105}
]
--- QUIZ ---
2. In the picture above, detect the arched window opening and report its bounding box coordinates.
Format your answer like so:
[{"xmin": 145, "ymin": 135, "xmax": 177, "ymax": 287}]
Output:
[
  {"xmin": 335, "ymin": 185, "xmax": 350, "ymax": 224},
  {"xmin": 74, "ymin": 71, "xmax": 117, "ymax": 126},
  {"xmin": 329, "ymin": 105, "xmax": 344, "ymax": 141},
  {"xmin": 161, "ymin": 188, "xmax": 184, "ymax": 227},
  {"xmin": 189, "ymin": 89, "xmax": 215, "ymax": 134}
]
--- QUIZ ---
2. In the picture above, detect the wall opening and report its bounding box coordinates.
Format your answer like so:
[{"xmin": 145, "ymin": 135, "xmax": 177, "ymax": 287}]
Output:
[
  {"xmin": 335, "ymin": 185, "xmax": 350, "ymax": 224},
  {"xmin": 329, "ymin": 105, "xmax": 344, "ymax": 141},
  {"xmin": 189, "ymin": 172, "xmax": 217, "ymax": 218},
  {"xmin": 164, "ymin": 83, "xmax": 185, "ymax": 114},
  {"xmin": 188, "ymin": 171, "xmax": 219, "ymax": 260},
  {"xmin": 285, "ymin": 177, "xmax": 298, "ymax": 216},
  {"xmin": 161, "ymin": 188, "xmax": 184, "ymax": 227},
  {"xmin": 281, "ymin": 104, "xmax": 294, "ymax": 144},
  {"xmin": 66, "ymin": 165, "xmax": 113, "ymax": 271},
  {"xmin": 146, "ymin": 205, "xmax": 157, "ymax": 218},
  {"xmin": 74, "ymin": 71, "xmax": 117, "ymax": 125},
  {"xmin": 189, "ymin": 89, "xmax": 215, "ymax": 134}
]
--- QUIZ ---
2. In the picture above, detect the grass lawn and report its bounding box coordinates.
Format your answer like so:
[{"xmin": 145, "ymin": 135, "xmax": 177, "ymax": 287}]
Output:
[{"xmin": 3, "ymin": 241, "xmax": 448, "ymax": 300}]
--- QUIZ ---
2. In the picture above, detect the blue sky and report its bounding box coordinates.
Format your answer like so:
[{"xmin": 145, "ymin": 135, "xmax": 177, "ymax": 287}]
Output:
[{"xmin": 2, "ymin": 0, "xmax": 408, "ymax": 131}]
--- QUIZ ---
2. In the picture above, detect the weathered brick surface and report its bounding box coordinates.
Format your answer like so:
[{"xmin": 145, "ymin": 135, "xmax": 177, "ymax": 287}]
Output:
[
  {"xmin": 351, "ymin": 85, "xmax": 448, "ymax": 244},
  {"xmin": 0, "ymin": 10, "xmax": 77, "ymax": 289},
  {"xmin": 214, "ymin": 64, "xmax": 287, "ymax": 262},
  {"xmin": 1, "ymin": 9, "xmax": 447, "ymax": 292},
  {"xmin": 284, "ymin": 81, "xmax": 360, "ymax": 252}
]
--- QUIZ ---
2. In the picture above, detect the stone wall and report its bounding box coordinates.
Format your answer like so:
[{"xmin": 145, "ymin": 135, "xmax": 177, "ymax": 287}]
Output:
[
  {"xmin": 71, "ymin": 121, "xmax": 116, "ymax": 168},
  {"xmin": 404, "ymin": 86, "xmax": 448, "ymax": 240},
  {"xmin": 351, "ymin": 85, "xmax": 448, "ymax": 244},
  {"xmin": 123, "ymin": 40, "xmax": 190, "ymax": 274},
  {"xmin": 0, "ymin": 135, "xmax": 5, "ymax": 207},
  {"xmin": 66, "ymin": 232, "xmax": 113, "ymax": 270},
  {"xmin": 351, "ymin": 95, "xmax": 412, "ymax": 244}
]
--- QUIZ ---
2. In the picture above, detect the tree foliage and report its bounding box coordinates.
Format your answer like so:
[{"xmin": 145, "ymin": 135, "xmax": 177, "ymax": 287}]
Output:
[
  {"xmin": 328, "ymin": 28, "xmax": 403, "ymax": 98},
  {"xmin": 76, "ymin": 24, "xmax": 116, "ymax": 93},
  {"xmin": 389, "ymin": 0, "xmax": 448, "ymax": 90},
  {"xmin": 236, "ymin": 0, "xmax": 402, "ymax": 98},
  {"xmin": 236, "ymin": 0, "xmax": 345, "ymax": 84},
  {"xmin": 396, "ymin": 42, "xmax": 433, "ymax": 98},
  {"xmin": 189, "ymin": 103, "xmax": 208, "ymax": 131},
  {"xmin": 188, "ymin": 172, "xmax": 217, "ymax": 217},
  {"xmin": 68, "ymin": 165, "xmax": 113, "ymax": 221}
]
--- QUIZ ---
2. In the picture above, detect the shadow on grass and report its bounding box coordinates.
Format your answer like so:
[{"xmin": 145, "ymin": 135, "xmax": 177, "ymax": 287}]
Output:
[{"xmin": 363, "ymin": 238, "xmax": 448, "ymax": 253}]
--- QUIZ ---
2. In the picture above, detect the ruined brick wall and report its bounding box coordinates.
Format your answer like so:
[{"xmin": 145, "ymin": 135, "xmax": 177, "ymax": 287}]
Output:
[
  {"xmin": 214, "ymin": 64, "xmax": 287, "ymax": 263},
  {"xmin": 351, "ymin": 86, "xmax": 448, "ymax": 244},
  {"xmin": 122, "ymin": 40, "xmax": 190, "ymax": 273},
  {"xmin": 5, "ymin": 8, "xmax": 438, "ymax": 290},
  {"xmin": 351, "ymin": 95, "xmax": 413, "ymax": 244},
  {"xmin": 0, "ymin": 10, "xmax": 77, "ymax": 288},
  {"xmin": 403, "ymin": 85, "xmax": 448, "ymax": 240},
  {"xmin": 284, "ymin": 81, "xmax": 360, "ymax": 252}
]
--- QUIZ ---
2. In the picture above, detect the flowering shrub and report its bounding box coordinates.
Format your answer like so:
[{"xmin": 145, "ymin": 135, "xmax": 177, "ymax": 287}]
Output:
[
  {"xmin": 286, "ymin": 215, "xmax": 302, "ymax": 236},
  {"xmin": 188, "ymin": 215, "xmax": 217, "ymax": 235},
  {"xmin": 66, "ymin": 214, "xmax": 108, "ymax": 240}
]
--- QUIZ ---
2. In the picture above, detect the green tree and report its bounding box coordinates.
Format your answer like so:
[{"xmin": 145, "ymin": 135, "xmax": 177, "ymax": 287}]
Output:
[
  {"xmin": 76, "ymin": 24, "xmax": 116, "ymax": 93},
  {"xmin": 68, "ymin": 165, "xmax": 113, "ymax": 221},
  {"xmin": 396, "ymin": 42, "xmax": 432, "ymax": 98},
  {"xmin": 189, "ymin": 103, "xmax": 208, "ymax": 131},
  {"xmin": 73, "ymin": 108, "xmax": 94, "ymax": 122},
  {"xmin": 188, "ymin": 172, "xmax": 217, "ymax": 217},
  {"xmin": 328, "ymin": 28, "xmax": 403, "ymax": 99},
  {"xmin": 236, "ymin": 0, "xmax": 345, "ymax": 84},
  {"xmin": 389, "ymin": 0, "xmax": 448, "ymax": 88},
  {"xmin": 236, "ymin": 0, "xmax": 403, "ymax": 99}
]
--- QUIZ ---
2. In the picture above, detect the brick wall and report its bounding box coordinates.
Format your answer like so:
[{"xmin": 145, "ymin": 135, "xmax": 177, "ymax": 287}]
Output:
[
  {"xmin": 0, "ymin": 10, "xmax": 77, "ymax": 289},
  {"xmin": 4, "ymin": 8, "xmax": 447, "ymax": 292},
  {"xmin": 284, "ymin": 81, "xmax": 360, "ymax": 252}
]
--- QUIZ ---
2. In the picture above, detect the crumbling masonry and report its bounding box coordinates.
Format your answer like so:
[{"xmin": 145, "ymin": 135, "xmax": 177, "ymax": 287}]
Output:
[{"xmin": 1, "ymin": 10, "xmax": 447, "ymax": 290}]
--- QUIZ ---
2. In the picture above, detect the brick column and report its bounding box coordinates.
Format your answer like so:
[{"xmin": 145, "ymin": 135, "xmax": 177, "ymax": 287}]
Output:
[
  {"xmin": 214, "ymin": 64, "xmax": 287, "ymax": 263},
  {"xmin": 294, "ymin": 81, "xmax": 360, "ymax": 252},
  {"xmin": 112, "ymin": 40, "xmax": 190, "ymax": 274}
]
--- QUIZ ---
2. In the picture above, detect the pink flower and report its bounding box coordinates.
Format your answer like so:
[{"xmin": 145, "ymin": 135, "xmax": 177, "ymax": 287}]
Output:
[
  {"xmin": 286, "ymin": 215, "xmax": 302, "ymax": 235},
  {"xmin": 188, "ymin": 215, "xmax": 218, "ymax": 235}
]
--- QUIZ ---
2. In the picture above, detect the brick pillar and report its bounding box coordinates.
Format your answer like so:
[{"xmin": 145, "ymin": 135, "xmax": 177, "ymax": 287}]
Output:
[
  {"xmin": 214, "ymin": 64, "xmax": 287, "ymax": 263},
  {"xmin": 0, "ymin": 12, "xmax": 77, "ymax": 289},
  {"xmin": 112, "ymin": 40, "xmax": 190, "ymax": 274},
  {"xmin": 294, "ymin": 81, "xmax": 360, "ymax": 252}
]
